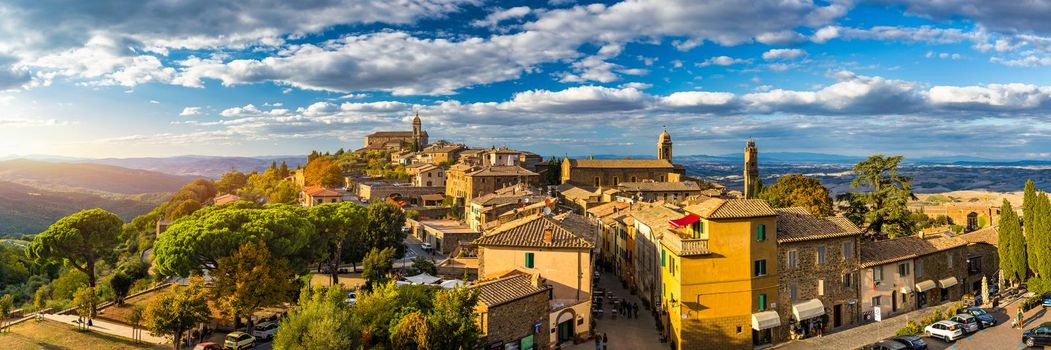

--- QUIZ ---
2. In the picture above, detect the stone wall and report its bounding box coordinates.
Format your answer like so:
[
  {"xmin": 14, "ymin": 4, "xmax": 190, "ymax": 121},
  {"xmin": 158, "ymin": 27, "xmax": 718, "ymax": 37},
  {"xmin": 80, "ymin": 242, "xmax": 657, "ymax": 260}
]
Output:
[
  {"xmin": 776, "ymin": 235, "xmax": 861, "ymax": 341},
  {"xmin": 914, "ymin": 246, "xmax": 969, "ymax": 306},
  {"xmin": 678, "ymin": 315, "xmax": 752, "ymax": 350},
  {"xmin": 963, "ymin": 243, "xmax": 1000, "ymax": 295},
  {"xmin": 483, "ymin": 291, "xmax": 550, "ymax": 350}
]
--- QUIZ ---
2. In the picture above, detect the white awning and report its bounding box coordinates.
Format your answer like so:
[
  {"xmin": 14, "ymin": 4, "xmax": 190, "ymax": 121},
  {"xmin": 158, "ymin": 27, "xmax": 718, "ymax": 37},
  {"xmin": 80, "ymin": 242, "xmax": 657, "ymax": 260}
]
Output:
[
  {"xmin": 792, "ymin": 299, "xmax": 826, "ymax": 321},
  {"xmin": 900, "ymin": 286, "xmax": 913, "ymax": 294},
  {"xmin": 752, "ymin": 311, "xmax": 781, "ymax": 331},
  {"xmin": 915, "ymin": 280, "xmax": 937, "ymax": 292},
  {"xmin": 938, "ymin": 277, "xmax": 959, "ymax": 289}
]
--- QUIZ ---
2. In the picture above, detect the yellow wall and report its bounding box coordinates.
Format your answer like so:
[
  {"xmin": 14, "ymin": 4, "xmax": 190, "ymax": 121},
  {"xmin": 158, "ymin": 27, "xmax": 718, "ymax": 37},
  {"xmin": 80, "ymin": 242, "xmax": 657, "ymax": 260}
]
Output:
[
  {"xmin": 661, "ymin": 216, "xmax": 778, "ymax": 350},
  {"xmin": 479, "ymin": 246, "xmax": 592, "ymax": 300}
]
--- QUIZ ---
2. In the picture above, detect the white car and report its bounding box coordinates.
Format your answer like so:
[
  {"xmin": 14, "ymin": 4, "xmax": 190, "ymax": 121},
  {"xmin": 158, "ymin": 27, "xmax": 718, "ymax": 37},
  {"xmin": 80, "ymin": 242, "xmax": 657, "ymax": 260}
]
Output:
[
  {"xmin": 948, "ymin": 314, "xmax": 979, "ymax": 333},
  {"xmin": 924, "ymin": 320, "xmax": 964, "ymax": 342},
  {"xmin": 345, "ymin": 291, "xmax": 357, "ymax": 305},
  {"xmin": 421, "ymin": 243, "xmax": 432, "ymax": 251},
  {"xmin": 252, "ymin": 321, "xmax": 279, "ymax": 340}
]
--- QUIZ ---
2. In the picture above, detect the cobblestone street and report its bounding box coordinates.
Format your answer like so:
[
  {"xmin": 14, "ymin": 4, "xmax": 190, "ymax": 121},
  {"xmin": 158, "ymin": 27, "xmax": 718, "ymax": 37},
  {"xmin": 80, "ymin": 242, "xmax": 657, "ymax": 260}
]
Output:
[{"xmin": 566, "ymin": 270, "xmax": 666, "ymax": 350}]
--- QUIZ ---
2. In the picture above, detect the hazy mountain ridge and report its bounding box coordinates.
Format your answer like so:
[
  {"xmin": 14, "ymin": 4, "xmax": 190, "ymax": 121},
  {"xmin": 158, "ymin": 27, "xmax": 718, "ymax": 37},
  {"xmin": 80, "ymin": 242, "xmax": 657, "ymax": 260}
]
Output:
[
  {"xmin": 0, "ymin": 159, "xmax": 198, "ymax": 194},
  {"xmin": 78, "ymin": 155, "xmax": 307, "ymax": 178},
  {"xmin": 0, "ymin": 180, "xmax": 167, "ymax": 236}
]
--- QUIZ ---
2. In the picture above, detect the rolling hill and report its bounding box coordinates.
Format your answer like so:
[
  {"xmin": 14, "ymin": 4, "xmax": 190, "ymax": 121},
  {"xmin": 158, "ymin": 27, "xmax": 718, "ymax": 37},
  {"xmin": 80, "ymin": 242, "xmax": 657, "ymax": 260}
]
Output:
[
  {"xmin": 0, "ymin": 159, "xmax": 198, "ymax": 194},
  {"xmin": 0, "ymin": 180, "xmax": 167, "ymax": 236}
]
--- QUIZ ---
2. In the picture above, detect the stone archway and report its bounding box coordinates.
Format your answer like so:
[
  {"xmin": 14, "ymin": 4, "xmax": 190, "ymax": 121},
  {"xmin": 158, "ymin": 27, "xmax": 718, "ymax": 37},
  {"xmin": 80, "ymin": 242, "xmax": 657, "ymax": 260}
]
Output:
[{"xmin": 555, "ymin": 308, "xmax": 577, "ymax": 344}]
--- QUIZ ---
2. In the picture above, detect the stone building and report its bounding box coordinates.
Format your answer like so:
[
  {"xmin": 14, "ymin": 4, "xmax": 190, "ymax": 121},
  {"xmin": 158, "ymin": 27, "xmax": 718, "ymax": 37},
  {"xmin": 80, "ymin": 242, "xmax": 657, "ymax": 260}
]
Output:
[
  {"xmin": 416, "ymin": 219, "xmax": 479, "ymax": 255},
  {"xmin": 629, "ymin": 202, "xmax": 684, "ymax": 310},
  {"xmin": 361, "ymin": 112, "xmax": 428, "ymax": 151},
  {"xmin": 445, "ymin": 164, "xmax": 540, "ymax": 206},
  {"xmin": 559, "ymin": 131, "xmax": 684, "ymax": 187},
  {"xmin": 467, "ymin": 185, "xmax": 549, "ymax": 232},
  {"xmin": 774, "ymin": 207, "xmax": 862, "ymax": 342},
  {"xmin": 418, "ymin": 143, "xmax": 466, "ymax": 165},
  {"xmin": 743, "ymin": 140, "xmax": 759, "ymax": 199},
  {"xmin": 300, "ymin": 186, "xmax": 345, "ymax": 207},
  {"xmin": 474, "ymin": 215, "xmax": 595, "ymax": 346},
  {"xmin": 859, "ymin": 233, "xmax": 969, "ymax": 320},
  {"xmin": 470, "ymin": 272, "xmax": 551, "ymax": 350},
  {"xmin": 614, "ymin": 181, "xmax": 705, "ymax": 204},
  {"xmin": 410, "ymin": 164, "xmax": 445, "ymax": 188},
  {"xmin": 913, "ymin": 204, "xmax": 1001, "ymax": 232},
  {"xmin": 958, "ymin": 225, "xmax": 1001, "ymax": 294}
]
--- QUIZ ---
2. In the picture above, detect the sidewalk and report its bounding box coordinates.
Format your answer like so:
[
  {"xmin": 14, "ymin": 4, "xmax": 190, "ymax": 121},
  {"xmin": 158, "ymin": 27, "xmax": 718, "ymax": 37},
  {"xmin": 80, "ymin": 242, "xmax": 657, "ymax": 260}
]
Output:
[
  {"xmin": 43, "ymin": 313, "xmax": 169, "ymax": 345},
  {"xmin": 565, "ymin": 270, "xmax": 665, "ymax": 350}
]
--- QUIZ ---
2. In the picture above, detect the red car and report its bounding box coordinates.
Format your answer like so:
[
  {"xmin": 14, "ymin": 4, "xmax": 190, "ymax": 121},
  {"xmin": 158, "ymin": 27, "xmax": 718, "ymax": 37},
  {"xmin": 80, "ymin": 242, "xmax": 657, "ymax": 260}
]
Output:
[{"xmin": 192, "ymin": 342, "xmax": 223, "ymax": 350}]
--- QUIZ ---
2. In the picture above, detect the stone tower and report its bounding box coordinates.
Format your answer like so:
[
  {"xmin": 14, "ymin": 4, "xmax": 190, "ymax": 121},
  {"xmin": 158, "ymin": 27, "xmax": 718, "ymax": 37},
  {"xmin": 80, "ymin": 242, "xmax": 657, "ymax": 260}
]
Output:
[
  {"xmin": 412, "ymin": 112, "xmax": 422, "ymax": 151},
  {"xmin": 658, "ymin": 129, "xmax": 673, "ymax": 162},
  {"xmin": 743, "ymin": 139, "xmax": 759, "ymax": 199}
]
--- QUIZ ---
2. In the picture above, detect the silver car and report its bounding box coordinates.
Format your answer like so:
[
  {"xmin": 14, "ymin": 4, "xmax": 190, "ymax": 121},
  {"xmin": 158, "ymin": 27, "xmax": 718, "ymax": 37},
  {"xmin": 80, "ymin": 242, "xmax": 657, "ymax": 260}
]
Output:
[{"xmin": 949, "ymin": 314, "xmax": 979, "ymax": 333}]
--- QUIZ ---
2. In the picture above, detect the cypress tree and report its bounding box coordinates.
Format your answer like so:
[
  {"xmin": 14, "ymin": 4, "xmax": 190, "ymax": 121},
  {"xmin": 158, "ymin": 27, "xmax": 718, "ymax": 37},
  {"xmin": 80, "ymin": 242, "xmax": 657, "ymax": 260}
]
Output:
[
  {"xmin": 999, "ymin": 200, "xmax": 1016, "ymax": 281},
  {"xmin": 1024, "ymin": 179, "xmax": 1038, "ymax": 275},
  {"xmin": 1039, "ymin": 193, "xmax": 1051, "ymax": 279}
]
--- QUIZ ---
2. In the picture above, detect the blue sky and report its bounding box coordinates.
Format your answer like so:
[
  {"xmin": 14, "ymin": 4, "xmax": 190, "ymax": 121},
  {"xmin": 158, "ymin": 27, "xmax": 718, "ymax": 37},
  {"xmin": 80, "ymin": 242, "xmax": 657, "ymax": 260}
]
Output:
[{"xmin": 4, "ymin": 0, "xmax": 1051, "ymax": 160}]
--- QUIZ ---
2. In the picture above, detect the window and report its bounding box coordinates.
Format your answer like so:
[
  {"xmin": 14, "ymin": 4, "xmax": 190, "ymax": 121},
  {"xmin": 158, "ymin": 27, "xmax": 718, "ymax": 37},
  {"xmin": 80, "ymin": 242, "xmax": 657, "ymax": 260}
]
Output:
[
  {"xmin": 754, "ymin": 259, "xmax": 767, "ymax": 277},
  {"xmin": 787, "ymin": 250, "xmax": 799, "ymax": 269},
  {"xmin": 816, "ymin": 246, "xmax": 827, "ymax": 265},
  {"xmin": 758, "ymin": 294, "xmax": 767, "ymax": 311},
  {"xmin": 661, "ymin": 249, "xmax": 666, "ymax": 267},
  {"xmin": 898, "ymin": 262, "xmax": 910, "ymax": 277},
  {"xmin": 872, "ymin": 266, "xmax": 883, "ymax": 283},
  {"xmin": 594, "ymin": 177, "xmax": 600, "ymax": 187},
  {"xmin": 843, "ymin": 273, "xmax": 853, "ymax": 288},
  {"xmin": 818, "ymin": 279, "xmax": 825, "ymax": 296},
  {"xmin": 843, "ymin": 241, "xmax": 854, "ymax": 259},
  {"xmin": 968, "ymin": 256, "xmax": 982, "ymax": 274},
  {"xmin": 948, "ymin": 254, "xmax": 954, "ymax": 269},
  {"xmin": 872, "ymin": 296, "xmax": 881, "ymax": 306},
  {"xmin": 525, "ymin": 252, "xmax": 534, "ymax": 268},
  {"xmin": 915, "ymin": 261, "xmax": 923, "ymax": 276},
  {"xmin": 612, "ymin": 177, "xmax": 619, "ymax": 185},
  {"xmin": 757, "ymin": 224, "xmax": 767, "ymax": 241},
  {"xmin": 631, "ymin": 176, "xmax": 637, "ymax": 182},
  {"xmin": 790, "ymin": 284, "xmax": 798, "ymax": 300}
]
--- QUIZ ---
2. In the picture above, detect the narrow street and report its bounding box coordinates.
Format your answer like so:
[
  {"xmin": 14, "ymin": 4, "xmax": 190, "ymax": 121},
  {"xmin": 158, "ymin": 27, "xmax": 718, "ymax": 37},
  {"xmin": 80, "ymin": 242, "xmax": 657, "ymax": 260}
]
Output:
[{"xmin": 566, "ymin": 269, "xmax": 666, "ymax": 350}]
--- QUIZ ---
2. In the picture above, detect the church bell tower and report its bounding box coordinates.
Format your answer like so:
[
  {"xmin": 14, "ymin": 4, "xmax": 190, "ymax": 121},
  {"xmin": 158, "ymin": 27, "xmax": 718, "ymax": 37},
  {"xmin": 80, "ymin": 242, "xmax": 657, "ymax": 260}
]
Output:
[
  {"xmin": 743, "ymin": 139, "xmax": 759, "ymax": 199},
  {"xmin": 658, "ymin": 129, "xmax": 672, "ymax": 162}
]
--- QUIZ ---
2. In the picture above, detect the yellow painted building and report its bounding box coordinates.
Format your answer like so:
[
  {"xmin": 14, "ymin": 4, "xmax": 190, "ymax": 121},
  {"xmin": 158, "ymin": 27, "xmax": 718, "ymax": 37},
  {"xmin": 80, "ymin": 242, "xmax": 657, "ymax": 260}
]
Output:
[{"xmin": 660, "ymin": 198, "xmax": 780, "ymax": 350}]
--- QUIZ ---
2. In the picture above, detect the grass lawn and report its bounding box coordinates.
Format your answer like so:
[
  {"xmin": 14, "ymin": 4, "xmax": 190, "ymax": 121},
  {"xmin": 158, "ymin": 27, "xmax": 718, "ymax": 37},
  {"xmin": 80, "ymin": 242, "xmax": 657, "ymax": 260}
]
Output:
[
  {"xmin": 0, "ymin": 319, "xmax": 166, "ymax": 350},
  {"xmin": 309, "ymin": 272, "xmax": 365, "ymax": 290},
  {"xmin": 98, "ymin": 286, "xmax": 173, "ymax": 325}
]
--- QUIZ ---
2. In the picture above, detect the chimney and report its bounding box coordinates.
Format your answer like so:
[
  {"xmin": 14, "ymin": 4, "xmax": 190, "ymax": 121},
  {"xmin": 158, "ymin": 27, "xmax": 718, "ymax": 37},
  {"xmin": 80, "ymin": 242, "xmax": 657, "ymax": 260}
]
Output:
[
  {"xmin": 531, "ymin": 272, "xmax": 543, "ymax": 288},
  {"xmin": 543, "ymin": 226, "xmax": 554, "ymax": 244}
]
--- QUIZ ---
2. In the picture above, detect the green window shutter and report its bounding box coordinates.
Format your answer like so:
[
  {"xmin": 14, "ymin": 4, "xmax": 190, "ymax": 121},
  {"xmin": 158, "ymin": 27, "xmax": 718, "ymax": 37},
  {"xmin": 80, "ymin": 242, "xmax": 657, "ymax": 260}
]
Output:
[
  {"xmin": 661, "ymin": 249, "xmax": 666, "ymax": 267},
  {"xmin": 525, "ymin": 252, "xmax": 534, "ymax": 268},
  {"xmin": 759, "ymin": 294, "xmax": 767, "ymax": 311},
  {"xmin": 758, "ymin": 224, "xmax": 766, "ymax": 241}
]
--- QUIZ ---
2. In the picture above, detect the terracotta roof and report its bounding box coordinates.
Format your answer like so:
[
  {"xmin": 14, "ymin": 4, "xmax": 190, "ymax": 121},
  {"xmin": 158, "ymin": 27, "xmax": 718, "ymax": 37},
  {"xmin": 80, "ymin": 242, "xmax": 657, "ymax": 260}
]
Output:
[
  {"xmin": 214, "ymin": 193, "xmax": 241, "ymax": 205},
  {"xmin": 423, "ymin": 144, "xmax": 465, "ymax": 154},
  {"xmin": 469, "ymin": 273, "xmax": 550, "ymax": 307},
  {"xmin": 860, "ymin": 233, "xmax": 968, "ymax": 268},
  {"xmin": 775, "ymin": 207, "xmax": 862, "ymax": 243},
  {"xmin": 629, "ymin": 204, "xmax": 683, "ymax": 238},
  {"xmin": 474, "ymin": 215, "xmax": 594, "ymax": 249},
  {"xmin": 303, "ymin": 186, "xmax": 341, "ymax": 197},
  {"xmin": 467, "ymin": 165, "xmax": 538, "ymax": 177},
  {"xmin": 617, "ymin": 181, "xmax": 702, "ymax": 192},
  {"xmin": 420, "ymin": 193, "xmax": 445, "ymax": 201},
  {"xmin": 684, "ymin": 198, "xmax": 776, "ymax": 219},
  {"xmin": 586, "ymin": 201, "xmax": 630, "ymax": 218},
  {"xmin": 553, "ymin": 212, "xmax": 600, "ymax": 244},
  {"xmin": 959, "ymin": 225, "xmax": 998, "ymax": 246},
  {"xmin": 566, "ymin": 159, "xmax": 675, "ymax": 169}
]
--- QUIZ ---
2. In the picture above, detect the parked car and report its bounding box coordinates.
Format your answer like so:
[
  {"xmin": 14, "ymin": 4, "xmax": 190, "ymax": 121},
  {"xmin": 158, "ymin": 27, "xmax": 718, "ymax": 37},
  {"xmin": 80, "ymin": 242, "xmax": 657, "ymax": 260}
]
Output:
[
  {"xmin": 1023, "ymin": 322, "xmax": 1051, "ymax": 348},
  {"xmin": 924, "ymin": 320, "xmax": 964, "ymax": 342},
  {"xmin": 989, "ymin": 284, "xmax": 1000, "ymax": 296},
  {"xmin": 957, "ymin": 306, "xmax": 996, "ymax": 328},
  {"xmin": 863, "ymin": 340, "xmax": 908, "ymax": 350},
  {"xmin": 345, "ymin": 291, "xmax": 358, "ymax": 305},
  {"xmin": 888, "ymin": 335, "xmax": 928, "ymax": 350},
  {"xmin": 224, "ymin": 331, "xmax": 256, "ymax": 350},
  {"xmin": 1042, "ymin": 297, "xmax": 1051, "ymax": 308},
  {"xmin": 191, "ymin": 342, "xmax": 223, "ymax": 350},
  {"xmin": 252, "ymin": 321, "xmax": 279, "ymax": 340},
  {"xmin": 948, "ymin": 314, "xmax": 980, "ymax": 333}
]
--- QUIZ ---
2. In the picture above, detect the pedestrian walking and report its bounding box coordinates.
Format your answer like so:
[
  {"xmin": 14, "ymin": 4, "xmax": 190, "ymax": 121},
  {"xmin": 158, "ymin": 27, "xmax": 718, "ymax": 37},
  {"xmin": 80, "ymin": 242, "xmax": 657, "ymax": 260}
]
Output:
[
  {"xmin": 633, "ymin": 302, "xmax": 639, "ymax": 319},
  {"xmin": 594, "ymin": 335, "xmax": 601, "ymax": 350},
  {"xmin": 1017, "ymin": 309, "xmax": 1024, "ymax": 329}
]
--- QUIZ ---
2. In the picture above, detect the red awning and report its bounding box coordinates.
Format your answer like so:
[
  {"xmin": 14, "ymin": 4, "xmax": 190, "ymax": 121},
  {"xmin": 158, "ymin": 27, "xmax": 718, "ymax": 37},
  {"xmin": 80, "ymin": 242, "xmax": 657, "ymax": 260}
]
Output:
[{"xmin": 669, "ymin": 214, "xmax": 700, "ymax": 228}]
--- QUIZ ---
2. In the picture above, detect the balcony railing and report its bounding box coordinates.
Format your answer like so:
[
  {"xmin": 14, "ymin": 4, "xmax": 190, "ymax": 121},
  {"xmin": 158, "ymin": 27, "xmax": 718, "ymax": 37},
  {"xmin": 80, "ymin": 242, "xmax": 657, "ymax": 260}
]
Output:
[{"xmin": 663, "ymin": 232, "xmax": 710, "ymax": 256}]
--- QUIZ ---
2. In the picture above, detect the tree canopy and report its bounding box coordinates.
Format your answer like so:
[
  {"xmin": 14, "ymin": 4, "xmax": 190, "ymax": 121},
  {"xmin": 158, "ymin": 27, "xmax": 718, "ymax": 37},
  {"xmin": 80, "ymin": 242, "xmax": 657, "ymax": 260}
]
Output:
[
  {"xmin": 848, "ymin": 155, "xmax": 916, "ymax": 237},
  {"xmin": 213, "ymin": 241, "xmax": 296, "ymax": 332},
  {"xmin": 999, "ymin": 199, "xmax": 1027, "ymax": 283},
  {"xmin": 309, "ymin": 202, "xmax": 368, "ymax": 286},
  {"xmin": 143, "ymin": 277, "xmax": 212, "ymax": 350},
  {"xmin": 304, "ymin": 157, "xmax": 344, "ymax": 188},
  {"xmin": 758, "ymin": 174, "xmax": 833, "ymax": 217},
  {"xmin": 365, "ymin": 201, "xmax": 407, "ymax": 257},
  {"xmin": 152, "ymin": 205, "xmax": 315, "ymax": 277},
  {"xmin": 274, "ymin": 285, "xmax": 359, "ymax": 350},
  {"xmin": 362, "ymin": 247, "xmax": 396, "ymax": 291},
  {"xmin": 26, "ymin": 208, "xmax": 122, "ymax": 287}
]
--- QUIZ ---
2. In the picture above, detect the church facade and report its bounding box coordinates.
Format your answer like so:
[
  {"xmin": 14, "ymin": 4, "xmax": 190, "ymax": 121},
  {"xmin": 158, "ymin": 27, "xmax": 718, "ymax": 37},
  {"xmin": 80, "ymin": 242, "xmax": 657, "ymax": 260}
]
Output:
[
  {"xmin": 361, "ymin": 113, "xmax": 429, "ymax": 152},
  {"xmin": 560, "ymin": 129, "xmax": 684, "ymax": 187}
]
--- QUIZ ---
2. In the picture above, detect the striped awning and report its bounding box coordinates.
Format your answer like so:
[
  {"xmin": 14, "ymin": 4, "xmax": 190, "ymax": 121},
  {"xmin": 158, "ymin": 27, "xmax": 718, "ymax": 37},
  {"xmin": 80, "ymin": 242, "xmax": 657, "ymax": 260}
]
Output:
[
  {"xmin": 938, "ymin": 277, "xmax": 959, "ymax": 289},
  {"xmin": 792, "ymin": 299, "xmax": 826, "ymax": 321},
  {"xmin": 915, "ymin": 280, "xmax": 937, "ymax": 292},
  {"xmin": 900, "ymin": 286, "xmax": 913, "ymax": 294},
  {"xmin": 752, "ymin": 310, "xmax": 781, "ymax": 330}
]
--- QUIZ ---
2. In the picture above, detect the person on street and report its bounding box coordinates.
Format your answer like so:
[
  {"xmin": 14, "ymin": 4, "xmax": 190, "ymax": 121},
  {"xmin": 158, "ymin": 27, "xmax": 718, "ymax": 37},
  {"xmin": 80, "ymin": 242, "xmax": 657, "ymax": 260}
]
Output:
[{"xmin": 1017, "ymin": 309, "xmax": 1024, "ymax": 329}]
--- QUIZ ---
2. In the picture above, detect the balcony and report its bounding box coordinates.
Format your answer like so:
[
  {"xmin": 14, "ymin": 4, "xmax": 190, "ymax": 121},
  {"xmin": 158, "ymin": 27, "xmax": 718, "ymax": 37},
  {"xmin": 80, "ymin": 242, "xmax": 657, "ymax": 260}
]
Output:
[{"xmin": 663, "ymin": 231, "xmax": 710, "ymax": 256}]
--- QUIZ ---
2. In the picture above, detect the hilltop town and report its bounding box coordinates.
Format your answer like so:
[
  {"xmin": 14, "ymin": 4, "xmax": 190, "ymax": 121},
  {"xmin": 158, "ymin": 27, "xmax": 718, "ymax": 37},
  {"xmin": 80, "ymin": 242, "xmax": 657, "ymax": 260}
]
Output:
[{"xmin": 7, "ymin": 113, "xmax": 1045, "ymax": 350}]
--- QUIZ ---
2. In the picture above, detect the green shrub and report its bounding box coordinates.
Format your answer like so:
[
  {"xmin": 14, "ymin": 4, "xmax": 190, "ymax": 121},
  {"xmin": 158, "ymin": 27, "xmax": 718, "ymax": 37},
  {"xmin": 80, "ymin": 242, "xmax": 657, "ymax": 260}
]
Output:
[{"xmin": 896, "ymin": 320, "xmax": 923, "ymax": 336}]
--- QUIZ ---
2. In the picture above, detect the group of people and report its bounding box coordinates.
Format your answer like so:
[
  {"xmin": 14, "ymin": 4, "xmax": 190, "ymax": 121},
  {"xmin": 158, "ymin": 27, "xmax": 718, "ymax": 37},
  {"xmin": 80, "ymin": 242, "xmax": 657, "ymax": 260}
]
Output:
[
  {"xmin": 615, "ymin": 301, "xmax": 640, "ymax": 319},
  {"xmin": 593, "ymin": 333, "xmax": 608, "ymax": 350}
]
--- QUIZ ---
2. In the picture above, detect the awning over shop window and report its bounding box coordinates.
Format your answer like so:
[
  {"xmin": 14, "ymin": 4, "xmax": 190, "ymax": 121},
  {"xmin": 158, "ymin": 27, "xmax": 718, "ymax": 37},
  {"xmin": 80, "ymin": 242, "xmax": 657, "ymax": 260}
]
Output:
[
  {"xmin": 938, "ymin": 277, "xmax": 959, "ymax": 289},
  {"xmin": 900, "ymin": 286, "xmax": 913, "ymax": 294},
  {"xmin": 792, "ymin": 299, "xmax": 826, "ymax": 321},
  {"xmin": 668, "ymin": 214, "xmax": 700, "ymax": 228},
  {"xmin": 915, "ymin": 280, "xmax": 937, "ymax": 292},
  {"xmin": 751, "ymin": 310, "xmax": 781, "ymax": 330}
]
